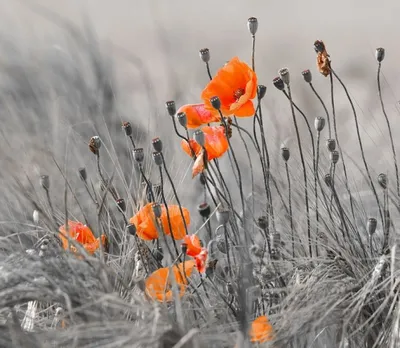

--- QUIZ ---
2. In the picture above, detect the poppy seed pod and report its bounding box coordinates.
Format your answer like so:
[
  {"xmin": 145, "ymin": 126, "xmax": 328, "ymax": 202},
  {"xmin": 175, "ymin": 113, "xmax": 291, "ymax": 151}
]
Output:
[
  {"xmin": 314, "ymin": 40, "xmax": 325, "ymax": 53},
  {"xmin": 152, "ymin": 203, "xmax": 162, "ymax": 219},
  {"xmin": 378, "ymin": 173, "xmax": 388, "ymax": 189},
  {"xmin": 33, "ymin": 210, "xmax": 39, "ymax": 224},
  {"xmin": 281, "ymin": 147, "xmax": 290, "ymax": 162},
  {"xmin": 210, "ymin": 96, "xmax": 221, "ymax": 110},
  {"xmin": 78, "ymin": 167, "xmax": 87, "ymax": 182},
  {"xmin": 40, "ymin": 175, "xmax": 50, "ymax": 190},
  {"xmin": 193, "ymin": 129, "xmax": 205, "ymax": 147},
  {"xmin": 116, "ymin": 198, "xmax": 126, "ymax": 212},
  {"xmin": 376, "ymin": 48, "xmax": 385, "ymax": 63},
  {"xmin": 89, "ymin": 136, "xmax": 101, "ymax": 155},
  {"xmin": 326, "ymin": 138, "xmax": 336, "ymax": 152},
  {"xmin": 133, "ymin": 148, "xmax": 144, "ymax": 164},
  {"xmin": 122, "ymin": 121, "xmax": 132, "ymax": 136},
  {"xmin": 330, "ymin": 150, "xmax": 340, "ymax": 164},
  {"xmin": 314, "ymin": 116, "xmax": 326, "ymax": 132},
  {"xmin": 216, "ymin": 209, "xmax": 230, "ymax": 225},
  {"xmin": 198, "ymin": 202, "xmax": 211, "ymax": 218},
  {"xmin": 181, "ymin": 241, "xmax": 188, "ymax": 254},
  {"xmin": 247, "ymin": 17, "xmax": 258, "ymax": 35},
  {"xmin": 258, "ymin": 85, "xmax": 267, "ymax": 99},
  {"xmin": 176, "ymin": 112, "xmax": 187, "ymax": 129},
  {"xmin": 165, "ymin": 101, "xmax": 176, "ymax": 116},
  {"xmin": 126, "ymin": 223, "xmax": 136, "ymax": 236},
  {"xmin": 152, "ymin": 246, "xmax": 164, "ymax": 262},
  {"xmin": 367, "ymin": 218, "xmax": 377, "ymax": 235},
  {"xmin": 199, "ymin": 48, "xmax": 210, "ymax": 63},
  {"xmin": 273, "ymin": 77, "xmax": 285, "ymax": 91},
  {"xmin": 257, "ymin": 216, "xmax": 268, "ymax": 230},
  {"xmin": 302, "ymin": 69, "xmax": 312, "ymax": 83},
  {"xmin": 271, "ymin": 233, "xmax": 281, "ymax": 250},
  {"xmin": 151, "ymin": 151, "xmax": 162, "ymax": 165},
  {"xmin": 279, "ymin": 68, "xmax": 290, "ymax": 85},
  {"xmin": 324, "ymin": 173, "xmax": 333, "ymax": 187},
  {"xmin": 152, "ymin": 137, "xmax": 163, "ymax": 153}
]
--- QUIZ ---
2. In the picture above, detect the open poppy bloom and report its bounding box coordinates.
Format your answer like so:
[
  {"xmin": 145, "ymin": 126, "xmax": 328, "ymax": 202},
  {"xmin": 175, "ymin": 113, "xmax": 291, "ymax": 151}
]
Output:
[
  {"xmin": 249, "ymin": 315, "xmax": 275, "ymax": 343},
  {"xmin": 181, "ymin": 126, "xmax": 229, "ymax": 178},
  {"xmin": 130, "ymin": 203, "xmax": 190, "ymax": 241},
  {"xmin": 145, "ymin": 260, "xmax": 196, "ymax": 302},
  {"xmin": 177, "ymin": 104, "xmax": 220, "ymax": 129},
  {"xmin": 201, "ymin": 57, "xmax": 257, "ymax": 117},
  {"xmin": 59, "ymin": 220, "xmax": 107, "ymax": 255},
  {"xmin": 182, "ymin": 234, "xmax": 208, "ymax": 273}
]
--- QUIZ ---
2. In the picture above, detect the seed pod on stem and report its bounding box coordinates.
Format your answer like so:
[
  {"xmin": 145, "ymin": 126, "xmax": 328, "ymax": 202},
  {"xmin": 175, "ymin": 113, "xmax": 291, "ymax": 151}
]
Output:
[
  {"xmin": 376, "ymin": 48, "xmax": 385, "ymax": 63},
  {"xmin": 176, "ymin": 112, "xmax": 187, "ymax": 129},
  {"xmin": 133, "ymin": 148, "xmax": 144, "ymax": 164},
  {"xmin": 326, "ymin": 139, "xmax": 336, "ymax": 152},
  {"xmin": 330, "ymin": 151, "xmax": 339, "ymax": 164},
  {"xmin": 281, "ymin": 147, "xmax": 290, "ymax": 162},
  {"xmin": 367, "ymin": 218, "xmax": 377, "ymax": 235},
  {"xmin": 278, "ymin": 68, "xmax": 290, "ymax": 85},
  {"xmin": 199, "ymin": 48, "xmax": 210, "ymax": 63},
  {"xmin": 314, "ymin": 117, "xmax": 325, "ymax": 132},
  {"xmin": 247, "ymin": 17, "xmax": 258, "ymax": 35},
  {"xmin": 378, "ymin": 173, "xmax": 388, "ymax": 189},
  {"xmin": 122, "ymin": 121, "xmax": 132, "ymax": 136},
  {"xmin": 89, "ymin": 136, "xmax": 101, "ymax": 155},
  {"xmin": 258, "ymin": 85, "xmax": 267, "ymax": 99},
  {"xmin": 152, "ymin": 138, "xmax": 163, "ymax": 153},
  {"xmin": 152, "ymin": 152, "xmax": 163, "ymax": 167},
  {"xmin": 302, "ymin": 69, "xmax": 312, "ymax": 83},
  {"xmin": 198, "ymin": 202, "xmax": 211, "ymax": 218},
  {"xmin": 40, "ymin": 175, "xmax": 50, "ymax": 190},
  {"xmin": 273, "ymin": 77, "xmax": 285, "ymax": 91},
  {"xmin": 210, "ymin": 96, "xmax": 221, "ymax": 110},
  {"xmin": 193, "ymin": 129, "xmax": 205, "ymax": 147},
  {"xmin": 165, "ymin": 101, "xmax": 176, "ymax": 117}
]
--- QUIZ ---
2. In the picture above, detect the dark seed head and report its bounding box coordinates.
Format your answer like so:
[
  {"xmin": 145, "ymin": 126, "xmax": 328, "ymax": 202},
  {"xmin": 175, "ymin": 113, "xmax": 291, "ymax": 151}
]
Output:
[
  {"xmin": 216, "ymin": 208, "xmax": 230, "ymax": 225},
  {"xmin": 247, "ymin": 17, "xmax": 258, "ymax": 36},
  {"xmin": 193, "ymin": 129, "xmax": 205, "ymax": 147},
  {"xmin": 314, "ymin": 116, "xmax": 325, "ymax": 132},
  {"xmin": 257, "ymin": 216, "xmax": 268, "ymax": 230},
  {"xmin": 273, "ymin": 77, "xmax": 285, "ymax": 91},
  {"xmin": 116, "ymin": 198, "xmax": 126, "ymax": 212},
  {"xmin": 367, "ymin": 218, "xmax": 377, "ymax": 235},
  {"xmin": 281, "ymin": 147, "xmax": 290, "ymax": 162},
  {"xmin": 122, "ymin": 121, "xmax": 132, "ymax": 136},
  {"xmin": 89, "ymin": 136, "xmax": 101, "ymax": 155},
  {"xmin": 376, "ymin": 48, "xmax": 385, "ymax": 63},
  {"xmin": 302, "ymin": 69, "xmax": 312, "ymax": 83},
  {"xmin": 126, "ymin": 224, "xmax": 136, "ymax": 236},
  {"xmin": 176, "ymin": 112, "xmax": 187, "ymax": 129},
  {"xmin": 198, "ymin": 202, "xmax": 211, "ymax": 218},
  {"xmin": 165, "ymin": 101, "xmax": 176, "ymax": 117},
  {"xmin": 278, "ymin": 68, "xmax": 290, "ymax": 85},
  {"xmin": 133, "ymin": 148, "xmax": 144, "ymax": 164},
  {"xmin": 199, "ymin": 48, "xmax": 210, "ymax": 63},
  {"xmin": 210, "ymin": 96, "xmax": 221, "ymax": 110},
  {"xmin": 378, "ymin": 173, "xmax": 388, "ymax": 189},
  {"xmin": 152, "ymin": 203, "xmax": 162, "ymax": 219},
  {"xmin": 78, "ymin": 167, "xmax": 87, "ymax": 182},
  {"xmin": 327, "ymin": 139, "xmax": 336, "ymax": 152},
  {"xmin": 40, "ymin": 175, "xmax": 50, "ymax": 190},
  {"xmin": 257, "ymin": 85, "xmax": 267, "ymax": 99},
  {"xmin": 152, "ymin": 152, "xmax": 163, "ymax": 166},
  {"xmin": 152, "ymin": 138, "xmax": 163, "ymax": 153},
  {"xmin": 314, "ymin": 40, "xmax": 326, "ymax": 53},
  {"xmin": 330, "ymin": 150, "xmax": 340, "ymax": 164},
  {"xmin": 324, "ymin": 173, "xmax": 333, "ymax": 187}
]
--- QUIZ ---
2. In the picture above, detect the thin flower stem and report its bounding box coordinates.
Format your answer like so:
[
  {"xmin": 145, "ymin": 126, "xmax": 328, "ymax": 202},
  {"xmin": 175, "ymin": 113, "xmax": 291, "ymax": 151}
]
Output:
[
  {"xmin": 286, "ymin": 84, "xmax": 312, "ymax": 257},
  {"xmin": 206, "ymin": 62, "xmax": 212, "ymax": 81},
  {"xmin": 315, "ymin": 131, "xmax": 321, "ymax": 257},
  {"xmin": 224, "ymin": 224, "xmax": 233, "ymax": 278},
  {"xmin": 377, "ymin": 62, "xmax": 400, "ymax": 201},
  {"xmin": 251, "ymin": 35, "xmax": 256, "ymax": 72},
  {"xmin": 309, "ymin": 82, "xmax": 332, "ymax": 138},
  {"xmin": 285, "ymin": 162, "xmax": 294, "ymax": 258},
  {"xmin": 138, "ymin": 165, "xmax": 155, "ymax": 202}
]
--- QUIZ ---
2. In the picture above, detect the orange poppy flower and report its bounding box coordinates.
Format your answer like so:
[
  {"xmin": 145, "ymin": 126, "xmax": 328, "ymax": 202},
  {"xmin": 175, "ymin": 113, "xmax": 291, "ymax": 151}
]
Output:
[
  {"xmin": 249, "ymin": 315, "xmax": 275, "ymax": 343},
  {"xmin": 201, "ymin": 57, "xmax": 257, "ymax": 117},
  {"xmin": 59, "ymin": 220, "xmax": 107, "ymax": 255},
  {"xmin": 130, "ymin": 203, "xmax": 190, "ymax": 241},
  {"xmin": 145, "ymin": 260, "xmax": 196, "ymax": 302},
  {"xmin": 182, "ymin": 234, "xmax": 202, "ymax": 257},
  {"xmin": 177, "ymin": 104, "xmax": 220, "ymax": 129}
]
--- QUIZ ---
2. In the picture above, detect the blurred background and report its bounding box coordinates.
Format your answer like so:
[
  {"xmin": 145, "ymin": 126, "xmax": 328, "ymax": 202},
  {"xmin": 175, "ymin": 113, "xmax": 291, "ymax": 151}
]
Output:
[{"xmin": 0, "ymin": 0, "xmax": 399, "ymax": 233}]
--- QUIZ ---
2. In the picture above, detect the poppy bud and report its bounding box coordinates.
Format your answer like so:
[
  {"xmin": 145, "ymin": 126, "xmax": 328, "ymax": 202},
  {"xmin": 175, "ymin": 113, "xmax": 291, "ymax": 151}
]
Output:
[
  {"xmin": 176, "ymin": 112, "xmax": 187, "ymax": 129},
  {"xmin": 193, "ymin": 129, "xmax": 205, "ymax": 147},
  {"xmin": 152, "ymin": 203, "xmax": 162, "ymax": 218},
  {"xmin": 78, "ymin": 167, "xmax": 87, "ymax": 182},
  {"xmin": 327, "ymin": 139, "xmax": 336, "ymax": 152},
  {"xmin": 378, "ymin": 173, "xmax": 388, "ymax": 189},
  {"xmin": 324, "ymin": 173, "xmax": 332, "ymax": 187},
  {"xmin": 198, "ymin": 202, "xmax": 211, "ymax": 218},
  {"xmin": 250, "ymin": 244, "xmax": 263, "ymax": 258},
  {"xmin": 314, "ymin": 116, "xmax": 325, "ymax": 132},
  {"xmin": 279, "ymin": 68, "xmax": 290, "ymax": 85},
  {"xmin": 367, "ymin": 217, "xmax": 377, "ymax": 235},
  {"xmin": 210, "ymin": 96, "xmax": 221, "ymax": 110},
  {"xmin": 199, "ymin": 48, "xmax": 210, "ymax": 63},
  {"xmin": 126, "ymin": 223, "xmax": 136, "ymax": 236},
  {"xmin": 302, "ymin": 69, "xmax": 312, "ymax": 83},
  {"xmin": 258, "ymin": 85, "xmax": 267, "ymax": 99},
  {"xmin": 273, "ymin": 77, "xmax": 285, "ymax": 91},
  {"xmin": 116, "ymin": 198, "xmax": 126, "ymax": 212},
  {"xmin": 133, "ymin": 148, "xmax": 144, "ymax": 164},
  {"xmin": 376, "ymin": 48, "xmax": 385, "ymax": 63},
  {"xmin": 216, "ymin": 208, "xmax": 230, "ymax": 225},
  {"xmin": 165, "ymin": 101, "xmax": 176, "ymax": 116},
  {"xmin": 199, "ymin": 173, "xmax": 207, "ymax": 186},
  {"xmin": 181, "ymin": 242, "xmax": 188, "ymax": 255},
  {"xmin": 152, "ymin": 152, "xmax": 163, "ymax": 166},
  {"xmin": 152, "ymin": 137, "xmax": 163, "ymax": 153},
  {"xmin": 153, "ymin": 246, "xmax": 164, "ymax": 262},
  {"xmin": 40, "ymin": 175, "xmax": 50, "ymax": 190},
  {"xmin": 330, "ymin": 150, "xmax": 339, "ymax": 164},
  {"xmin": 122, "ymin": 121, "xmax": 132, "ymax": 136},
  {"xmin": 281, "ymin": 147, "xmax": 290, "ymax": 162},
  {"xmin": 89, "ymin": 136, "xmax": 101, "ymax": 155},
  {"xmin": 33, "ymin": 210, "xmax": 39, "ymax": 224},
  {"xmin": 314, "ymin": 40, "xmax": 325, "ymax": 53},
  {"xmin": 257, "ymin": 216, "xmax": 268, "ymax": 230},
  {"xmin": 247, "ymin": 17, "xmax": 258, "ymax": 35}
]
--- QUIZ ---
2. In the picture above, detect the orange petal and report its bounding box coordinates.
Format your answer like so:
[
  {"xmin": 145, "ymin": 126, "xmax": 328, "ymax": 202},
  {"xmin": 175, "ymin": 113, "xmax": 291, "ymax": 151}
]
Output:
[
  {"xmin": 181, "ymin": 139, "xmax": 201, "ymax": 158},
  {"xmin": 183, "ymin": 234, "xmax": 202, "ymax": 257},
  {"xmin": 161, "ymin": 205, "xmax": 190, "ymax": 240},
  {"xmin": 194, "ymin": 249, "xmax": 208, "ymax": 273},
  {"xmin": 129, "ymin": 204, "xmax": 159, "ymax": 240},
  {"xmin": 232, "ymin": 100, "xmax": 256, "ymax": 117},
  {"xmin": 250, "ymin": 315, "xmax": 275, "ymax": 343},
  {"xmin": 192, "ymin": 151, "xmax": 205, "ymax": 178},
  {"xmin": 202, "ymin": 126, "xmax": 229, "ymax": 159},
  {"xmin": 178, "ymin": 104, "xmax": 220, "ymax": 129}
]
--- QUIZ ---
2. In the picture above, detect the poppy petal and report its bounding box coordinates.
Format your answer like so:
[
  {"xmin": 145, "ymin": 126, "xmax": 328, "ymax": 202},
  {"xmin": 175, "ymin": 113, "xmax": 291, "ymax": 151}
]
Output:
[
  {"xmin": 178, "ymin": 104, "xmax": 220, "ymax": 129},
  {"xmin": 232, "ymin": 100, "xmax": 255, "ymax": 117},
  {"xmin": 192, "ymin": 151, "xmax": 205, "ymax": 178}
]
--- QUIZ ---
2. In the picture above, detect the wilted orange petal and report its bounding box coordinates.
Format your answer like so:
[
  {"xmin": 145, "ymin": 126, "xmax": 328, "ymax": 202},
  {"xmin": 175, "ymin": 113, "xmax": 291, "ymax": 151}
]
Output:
[
  {"xmin": 194, "ymin": 249, "xmax": 208, "ymax": 273},
  {"xmin": 192, "ymin": 151, "xmax": 205, "ymax": 178},
  {"xmin": 181, "ymin": 139, "xmax": 202, "ymax": 158},
  {"xmin": 250, "ymin": 315, "xmax": 275, "ymax": 343},
  {"xmin": 178, "ymin": 104, "xmax": 220, "ymax": 129},
  {"xmin": 183, "ymin": 234, "xmax": 202, "ymax": 257}
]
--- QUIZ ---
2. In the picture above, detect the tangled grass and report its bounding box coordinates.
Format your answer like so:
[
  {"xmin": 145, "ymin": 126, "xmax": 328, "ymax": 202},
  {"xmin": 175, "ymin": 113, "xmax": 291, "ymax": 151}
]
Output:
[{"xmin": 1, "ymin": 7, "xmax": 400, "ymax": 348}]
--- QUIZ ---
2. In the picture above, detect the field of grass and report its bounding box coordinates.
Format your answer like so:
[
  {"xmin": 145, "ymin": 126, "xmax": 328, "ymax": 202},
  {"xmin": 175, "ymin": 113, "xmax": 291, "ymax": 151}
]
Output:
[{"xmin": 1, "ymin": 1, "xmax": 400, "ymax": 347}]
